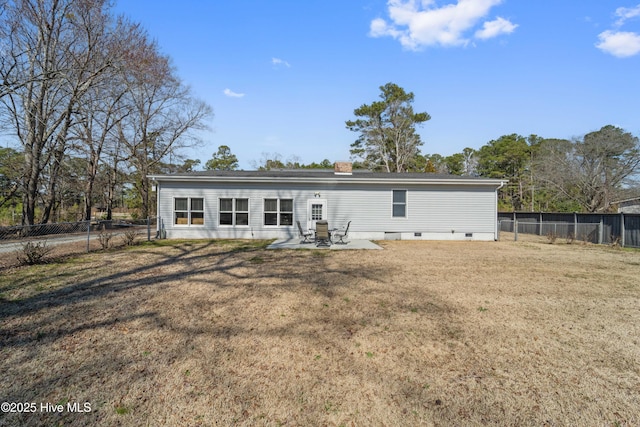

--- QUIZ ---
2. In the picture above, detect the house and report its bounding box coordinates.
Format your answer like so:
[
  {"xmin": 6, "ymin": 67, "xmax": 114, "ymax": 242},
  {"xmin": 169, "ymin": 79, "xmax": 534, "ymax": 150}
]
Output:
[
  {"xmin": 615, "ymin": 197, "xmax": 640, "ymax": 214},
  {"xmin": 148, "ymin": 163, "xmax": 507, "ymax": 241}
]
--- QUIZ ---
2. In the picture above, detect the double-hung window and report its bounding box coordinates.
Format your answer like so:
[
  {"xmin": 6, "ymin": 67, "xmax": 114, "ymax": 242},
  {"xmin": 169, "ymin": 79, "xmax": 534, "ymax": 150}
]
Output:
[
  {"xmin": 174, "ymin": 197, "xmax": 204, "ymax": 225},
  {"xmin": 264, "ymin": 198, "xmax": 293, "ymax": 226},
  {"xmin": 392, "ymin": 190, "xmax": 407, "ymax": 218},
  {"xmin": 219, "ymin": 198, "xmax": 249, "ymax": 226}
]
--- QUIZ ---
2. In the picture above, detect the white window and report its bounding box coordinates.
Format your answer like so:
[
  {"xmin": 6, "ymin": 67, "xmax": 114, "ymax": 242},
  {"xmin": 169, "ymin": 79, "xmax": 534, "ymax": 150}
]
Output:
[
  {"xmin": 174, "ymin": 197, "xmax": 204, "ymax": 225},
  {"xmin": 392, "ymin": 190, "xmax": 406, "ymax": 218},
  {"xmin": 311, "ymin": 203, "xmax": 323, "ymax": 221},
  {"xmin": 219, "ymin": 198, "xmax": 249, "ymax": 226},
  {"xmin": 264, "ymin": 199, "xmax": 293, "ymax": 226}
]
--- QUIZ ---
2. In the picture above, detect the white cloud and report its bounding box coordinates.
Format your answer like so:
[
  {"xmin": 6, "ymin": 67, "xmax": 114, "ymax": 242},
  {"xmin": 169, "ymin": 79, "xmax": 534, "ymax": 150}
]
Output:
[
  {"xmin": 596, "ymin": 4, "xmax": 640, "ymax": 57},
  {"xmin": 614, "ymin": 4, "xmax": 640, "ymax": 27},
  {"xmin": 271, "ymin": 57, "xmax": 291, "ymax": 68},
  {"xmin": 223, "ymin": 88, "xmax": 245, "ymax": 98},
  {"xmin": 475, "ymin": 16, "xmax": 518, "ymax": 39},
  {"xmin": 596, "ymin": 30, "xmax": 640, "ymax": 57},
  {"xmin": 369, "ymin": 0, "xmax": 516, "ymax": 50}
]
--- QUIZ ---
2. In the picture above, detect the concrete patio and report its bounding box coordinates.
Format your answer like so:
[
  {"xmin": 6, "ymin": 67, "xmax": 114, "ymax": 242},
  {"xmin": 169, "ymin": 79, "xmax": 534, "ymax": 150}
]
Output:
[{"xmin": 267, "ymin": 239, "xmax": 383, "ymax": 250}]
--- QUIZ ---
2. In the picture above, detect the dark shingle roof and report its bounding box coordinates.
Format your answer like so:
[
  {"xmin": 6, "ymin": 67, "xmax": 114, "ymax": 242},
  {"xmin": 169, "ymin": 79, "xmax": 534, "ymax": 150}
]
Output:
[
  {"xmin": 152, "ymin": 169, "xmax": 478, "ymax": 180},
  {"xmin": 147, "ymin": 169, "xmax": 507, "ymax": 186}
]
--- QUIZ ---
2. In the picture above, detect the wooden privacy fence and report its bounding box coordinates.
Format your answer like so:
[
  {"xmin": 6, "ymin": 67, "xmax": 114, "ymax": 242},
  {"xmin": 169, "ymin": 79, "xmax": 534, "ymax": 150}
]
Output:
[{"xmin": 498, "ymin": 212, "xmax": 640, "ymax": 248}]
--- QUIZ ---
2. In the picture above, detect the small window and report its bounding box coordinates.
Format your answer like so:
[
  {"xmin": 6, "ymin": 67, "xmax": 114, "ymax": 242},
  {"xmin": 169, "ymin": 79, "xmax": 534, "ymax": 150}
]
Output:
[
  {"xmin": 264, "ymin": 198, "xmax": 293, "ymax": 226},
  {"xmin": 174, "ymin": 197, "xmax": 204, "ymax": 225},
  {"xmin": 219, "ymin": 198, "xmax": 249, "ymax": 226},
  {"xmin": 311, "ymin": 203, "xmax": 323, "ymax": 221},
  {"xmin": 392, "ymin": 190, "xmax": 406, "ymax": 218}
]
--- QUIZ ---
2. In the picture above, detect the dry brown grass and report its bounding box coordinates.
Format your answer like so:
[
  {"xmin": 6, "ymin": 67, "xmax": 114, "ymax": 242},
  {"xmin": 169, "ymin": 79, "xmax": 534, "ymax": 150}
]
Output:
[
  {"xmin": 0, "ymin": 238, "xmax": 119, "ymax": 270},
  {"xmin": 1, "ymin": 238, "xmax": 639, "ymax": 426}
]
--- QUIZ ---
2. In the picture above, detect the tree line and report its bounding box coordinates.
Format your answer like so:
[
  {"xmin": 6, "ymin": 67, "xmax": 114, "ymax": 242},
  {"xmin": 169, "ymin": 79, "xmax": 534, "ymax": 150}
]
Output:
[{"xmin": 0, "ymin": 0, "xmax": 211, "ymax": 226}]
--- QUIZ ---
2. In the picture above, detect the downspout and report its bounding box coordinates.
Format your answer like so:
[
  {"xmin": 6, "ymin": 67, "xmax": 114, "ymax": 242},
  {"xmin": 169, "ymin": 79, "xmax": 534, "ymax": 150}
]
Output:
[
  {"xmin": 153, "ymin": 179, "xmax": 161, "ymax": 238},
  {"xmin": 495, "ymin": 181, "xmax": 506, "ymax": 241}
]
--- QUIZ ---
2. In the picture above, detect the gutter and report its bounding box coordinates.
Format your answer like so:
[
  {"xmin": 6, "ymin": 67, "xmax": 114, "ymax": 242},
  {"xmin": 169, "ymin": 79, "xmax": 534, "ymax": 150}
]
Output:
[{"xmin": 146, "ymin": 174, "xmax": 507, "ymax": 187}]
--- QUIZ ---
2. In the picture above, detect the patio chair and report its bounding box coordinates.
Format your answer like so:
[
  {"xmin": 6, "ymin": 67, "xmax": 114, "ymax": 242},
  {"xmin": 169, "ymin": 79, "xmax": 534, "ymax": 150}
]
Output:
[
  {"xmin": 315, "ymin": 220, "xmax": 331, "ymax": 247},
  {"xmin": 296, "ymin": 221, "xmax": 314, "ymax": 243},
  {"xmin": 333, "ymin": 221, "xmax": 351, "ymax": 244}
]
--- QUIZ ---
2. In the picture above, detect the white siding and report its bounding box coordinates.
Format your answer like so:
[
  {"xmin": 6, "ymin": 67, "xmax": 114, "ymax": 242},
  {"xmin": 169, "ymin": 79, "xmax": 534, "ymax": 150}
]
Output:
[{"xmin": 156, "ymin": 180, "xmax": 499, "ymax": 240}]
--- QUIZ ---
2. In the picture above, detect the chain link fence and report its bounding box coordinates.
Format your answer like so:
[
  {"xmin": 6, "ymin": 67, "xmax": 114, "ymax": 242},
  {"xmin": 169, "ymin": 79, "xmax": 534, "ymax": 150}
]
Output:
[
  {"xmin": 0, "ymin": 218, "xmax": 157, "ymax": 265},
  {"xmin": 0, "ymin": 221, "xmax": 89, "ymax": 240},
  {"xmin": 498, "ymin": 211, "xmax": 640, "ymax": 248},
  {"xmin": 499, "ymin": 220, "xmax": 601, "ymax": 244}
]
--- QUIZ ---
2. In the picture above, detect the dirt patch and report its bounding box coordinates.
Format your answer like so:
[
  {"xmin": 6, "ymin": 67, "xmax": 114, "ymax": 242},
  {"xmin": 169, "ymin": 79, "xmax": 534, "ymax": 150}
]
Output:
[{"xmin": 1, "ymin": 239, "xmax": 638, "ymax": 426}]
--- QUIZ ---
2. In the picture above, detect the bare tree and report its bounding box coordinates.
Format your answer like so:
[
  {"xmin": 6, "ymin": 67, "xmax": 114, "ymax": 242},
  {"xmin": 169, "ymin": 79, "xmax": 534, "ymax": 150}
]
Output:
[
  {"xmin": 117, "ymin": 36, "xmax": 212, "ymax": 218},
  {"xmin": 68, "ymin": 17, "xmax": 143, "ymax": 220},
  {"xmin": 532, "ymin": 138, "xmax": 578, "ymax": 210},
  {"xmin": 40, "ymin": 0, "xmax": 120, "ymax": 223},
  {"xmin": 0, "ymin": 0, "xmax": 114, "ymax": 224},
  {"xmin": 1, "ymin": 2, "xmax": 212, "ymax": 224},
  {"xmin": 462, "ymin": 147, "xmax": 478, "ymax": 176},
  {"xmin": 102, "ymin": 137, "xmax": 126, "ymax": 221},
  {"xmin": 575, "ymin": 125, "xmax": 640, "ymax": 211},
  {"xmin": 70, "ymin": 79, "xmax": 129, "ymax": 220},
  {"xmin": 534, "ymin": 126, "xmax": 640, "ymax": 212},
  {"xmin": 1, "ymin": 0, "xmax": 69, "ymax": 225}
]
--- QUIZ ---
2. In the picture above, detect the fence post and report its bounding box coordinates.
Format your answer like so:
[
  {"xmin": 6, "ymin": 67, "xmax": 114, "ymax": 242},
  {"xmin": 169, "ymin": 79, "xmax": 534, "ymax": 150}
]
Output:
[
  {"xmin": 621, "ymin": 212, "xmax": 625, "ymax": 247},
  {"xmin": 539, "ymin": 212, "xmax": 543, "ymax": 236},
  {"xmin": 599, "ymin": 215, "xmax": 603, "ymax": 245},
  {"xmin": 86, "ymin": 220, "xmax": 91, "ymax": 252},
  {"xmin": 147, "ymin": 217, "xmax": 151, "ymax": 242}
]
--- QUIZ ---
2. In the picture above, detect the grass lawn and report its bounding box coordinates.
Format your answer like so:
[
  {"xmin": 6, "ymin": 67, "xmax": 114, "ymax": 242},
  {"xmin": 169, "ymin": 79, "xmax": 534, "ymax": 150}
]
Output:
[{"xmin": 1, "ymin": 238, "xmax": 639, "ymax": 426}]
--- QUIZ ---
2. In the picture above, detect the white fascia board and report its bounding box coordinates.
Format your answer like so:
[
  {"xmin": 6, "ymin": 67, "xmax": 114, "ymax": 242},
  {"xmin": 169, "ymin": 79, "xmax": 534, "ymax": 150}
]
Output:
[{"xmin": 147, "ymin": 174, "xmax": 507, "ymax": 188}]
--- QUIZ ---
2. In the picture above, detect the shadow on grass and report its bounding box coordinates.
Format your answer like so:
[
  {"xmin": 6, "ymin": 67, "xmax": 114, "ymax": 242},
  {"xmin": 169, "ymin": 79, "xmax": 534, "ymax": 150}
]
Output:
[{"xmin": 0, "ymin": 239, "xmax": 459, "ymax": 426}]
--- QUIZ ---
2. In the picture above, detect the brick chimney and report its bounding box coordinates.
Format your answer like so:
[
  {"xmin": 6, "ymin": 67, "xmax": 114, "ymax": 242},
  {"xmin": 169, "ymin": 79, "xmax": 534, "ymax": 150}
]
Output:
[{"xmin": 334, "ymin": 162, "xmax": 353, "ymax": 175}]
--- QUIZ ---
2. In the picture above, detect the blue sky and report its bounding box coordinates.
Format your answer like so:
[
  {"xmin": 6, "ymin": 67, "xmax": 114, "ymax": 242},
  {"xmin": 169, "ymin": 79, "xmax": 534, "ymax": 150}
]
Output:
[{"xmin": 114, "ymin": 0, "xmax": 640, "ymax": 170}]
